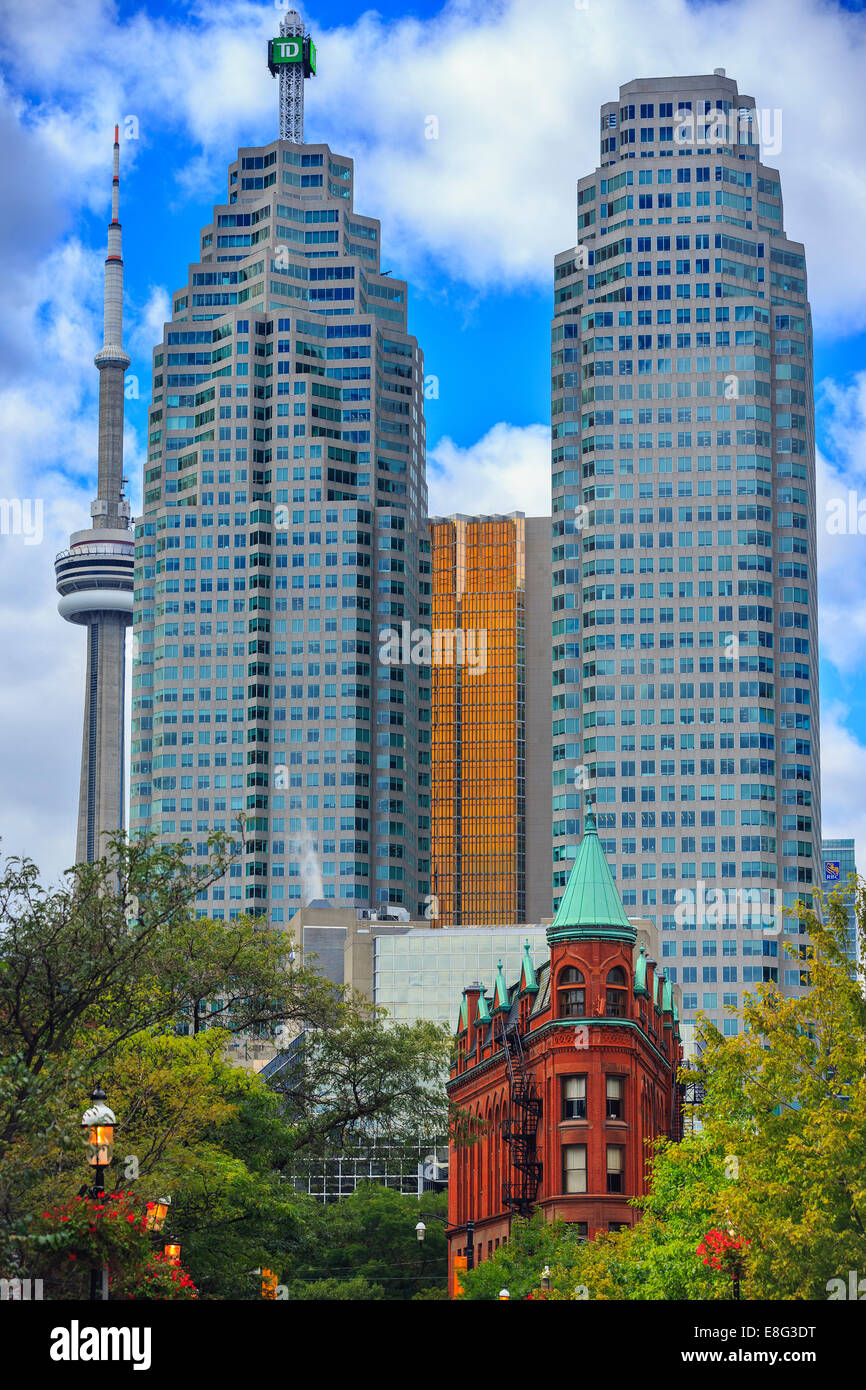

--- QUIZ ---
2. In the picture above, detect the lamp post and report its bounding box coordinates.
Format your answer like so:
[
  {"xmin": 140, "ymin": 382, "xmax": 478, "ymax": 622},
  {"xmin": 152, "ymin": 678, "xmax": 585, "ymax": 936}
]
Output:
[
  {"xmin": 499, "ymin": 1287, "xmax": 510, "ymax": 1300},
  {"xmin": 540, "ymin": 1265, "xmax": 551, "ymax": 1293},
  {"xmin": 82, "ymin": 1086, "xmax": 116, "ymax": 1301},
  {"xmin": 417, "ymin": 1211, "xmax": 473, "ymax": 1268},
  {"xmin": 164, "ymin": 1242, "xmax": 181, "ymax": 1265},
  {"xmin": 144, "ymin": 1196, "xmax": 171, "ymax": 1234},
  {"xmin": 414, "ymin": 1209, "xmax": 454, "ymax": 1296}
]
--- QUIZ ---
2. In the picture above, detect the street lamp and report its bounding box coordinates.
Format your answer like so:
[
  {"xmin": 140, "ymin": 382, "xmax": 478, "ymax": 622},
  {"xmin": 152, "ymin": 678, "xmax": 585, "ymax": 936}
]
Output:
[
  {"xmin": 164, "ymin": 1243, "xmax": 182, "ymax": 1265},
  {"xmin": 540, "ymin": 1265, "xmax": 551, "ymax": 1293},
  {"xmin": 416, "ymin": 1210, "xmax": 473, "ymax": 1269},
  {"xmin": 499, "ymin": 1288, "xmax": 510, "ymax": 1300},
  {"xmin": 144, "ymin": 1197, "xmax": 171, "ymax": 1233},
  {"xmin": 82, "ymin": 1087, "xmax": 115, "ymax": 1184},
  {"xmin": 81, "ymin": 1086, "xmax": 116, "ymax": 1302}
]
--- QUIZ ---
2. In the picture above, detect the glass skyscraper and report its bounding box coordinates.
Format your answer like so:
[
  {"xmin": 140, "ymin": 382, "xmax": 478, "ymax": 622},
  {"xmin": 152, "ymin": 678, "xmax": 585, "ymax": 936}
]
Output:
[
  {"xmin": 821, "ymin": 838, "xmax": 859, "ymax": 965},
  {"xmin": 551, "ymin": 72, "xmax": 819, "ymax": 1034},
  {"xmin": 131, "ymin": 135, "xmax": 431, "ymax": 923},
  {"xmin": 429, "ymin": 513, "xmax": 552, "ymax": 925}
]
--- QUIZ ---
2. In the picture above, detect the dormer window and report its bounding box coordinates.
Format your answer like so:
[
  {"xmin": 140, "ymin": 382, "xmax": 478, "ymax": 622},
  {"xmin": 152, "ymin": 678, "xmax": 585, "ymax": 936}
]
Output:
[
  {"xmin": 558, "ymin": 966, "xmax": 586, "ymax": 1018},
  {"xmin": 606, "ymin": 966, "xmax": 628, "ymax": 1017}
]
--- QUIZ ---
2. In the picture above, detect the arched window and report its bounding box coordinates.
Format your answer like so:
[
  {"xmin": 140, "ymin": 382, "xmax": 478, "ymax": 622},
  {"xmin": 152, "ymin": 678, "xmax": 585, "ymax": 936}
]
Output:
[
  {"xmin": 558, "ymin": 966, "xmax": 586, "ymax": 1018},
  {"xmin": 606, "ymin": 966, "xmax": 628, "ymax": 1018}
]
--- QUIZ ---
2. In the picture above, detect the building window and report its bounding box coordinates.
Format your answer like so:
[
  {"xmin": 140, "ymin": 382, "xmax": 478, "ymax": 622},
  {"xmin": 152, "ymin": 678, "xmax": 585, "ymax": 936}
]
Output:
[
  {"xmin": 606, "ymin": 966, "xmax": 628, "ymax": 1017},
  {"xmin": 606, "ymin": 1145, "xmax": 625, "ymax": 1193},
  {"xmin": 558, "ymin": 966, "xmax": 586, "ymax": 1018},
  {"xmin": 562, "ymin": 1075, "xmax": 587, "ymax": 1120},
  {"xmin": 606, "ymin": 1075, "xmax": 624, "ymax": 1120},
  {"xmin": 608, "ymin": 1221, "xmax": 629, "ymax": 1232},
  {"xmin": 563, "ymin": 1144, "xmax": 587, "ymax": 1194}
]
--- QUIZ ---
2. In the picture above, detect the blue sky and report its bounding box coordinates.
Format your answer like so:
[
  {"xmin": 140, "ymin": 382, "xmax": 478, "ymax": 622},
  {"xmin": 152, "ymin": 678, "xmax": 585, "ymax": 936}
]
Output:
[{"xmin": 1, "ymin": 0, "xmax": 866, "ymax": 882}]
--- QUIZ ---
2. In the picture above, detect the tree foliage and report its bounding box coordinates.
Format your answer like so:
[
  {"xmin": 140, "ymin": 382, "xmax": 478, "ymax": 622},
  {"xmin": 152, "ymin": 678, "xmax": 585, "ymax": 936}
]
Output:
[
  {"xmin": 0, "ymin": 838, "xmax": 450, "ymax": 1298},
  {"xmin": 280, "ymin": 1182, "xmax": 447, "ymax": 1301}
]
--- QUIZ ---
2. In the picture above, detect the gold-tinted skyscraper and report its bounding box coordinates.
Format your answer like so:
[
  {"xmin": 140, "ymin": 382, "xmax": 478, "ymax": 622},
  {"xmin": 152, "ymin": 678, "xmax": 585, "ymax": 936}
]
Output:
[{"xmin": 430, "ymin": 514, "xmax": 551, "ymax": 926}]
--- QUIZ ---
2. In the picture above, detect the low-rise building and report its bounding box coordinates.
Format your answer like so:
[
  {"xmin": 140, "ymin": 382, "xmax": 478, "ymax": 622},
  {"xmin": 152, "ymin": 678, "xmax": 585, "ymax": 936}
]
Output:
[{"xmin": 446, "ymin": 809, "xmax": 683, "ymax": 1287}]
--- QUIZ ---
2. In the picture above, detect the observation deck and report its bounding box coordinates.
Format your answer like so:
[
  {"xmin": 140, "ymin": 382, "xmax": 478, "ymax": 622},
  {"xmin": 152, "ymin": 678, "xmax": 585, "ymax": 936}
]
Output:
[{"xmin": 55, "ymin": 529, "xmax": 134, "ymax": 625}]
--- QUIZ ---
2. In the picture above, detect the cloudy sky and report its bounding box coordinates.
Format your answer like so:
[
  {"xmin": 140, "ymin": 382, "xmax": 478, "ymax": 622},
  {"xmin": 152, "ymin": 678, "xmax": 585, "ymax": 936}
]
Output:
[{"xmin": 1, "ymin": 0, "xmax": 865, "ymax": 885}]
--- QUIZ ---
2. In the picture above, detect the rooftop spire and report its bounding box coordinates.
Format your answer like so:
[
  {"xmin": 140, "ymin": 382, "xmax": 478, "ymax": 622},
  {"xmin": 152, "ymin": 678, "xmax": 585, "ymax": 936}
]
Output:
[
  {"xmin": 547, "ymin": 802, "xmax": 635, "ymax": 945},
  {"xmin": 99, "ymin": 125, "xmax": 127, "ymax": 357},
  {"xmin": 268, "ymin": 9, "xmax": 316, "ymax": 143},
  {"xmin": 92, "ymin": 127, "xmax": 130, "ymax": 528}
]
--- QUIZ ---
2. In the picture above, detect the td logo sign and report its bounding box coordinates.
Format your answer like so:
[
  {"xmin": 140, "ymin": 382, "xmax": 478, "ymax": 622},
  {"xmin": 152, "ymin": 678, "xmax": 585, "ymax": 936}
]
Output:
[
  {"xmin": 273, "ymin": 38, "xmax": 302, "ymax": 62},
  {"xmin": 268, "ymin": 36, "xmax": 316, "ymax": 76}
]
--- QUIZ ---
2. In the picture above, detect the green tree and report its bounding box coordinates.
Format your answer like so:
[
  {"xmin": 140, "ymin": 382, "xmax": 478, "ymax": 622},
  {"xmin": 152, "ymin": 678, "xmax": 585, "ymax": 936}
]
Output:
[
  {"xmin": 689, "ymin": 880, "xmax": 866, "ymax": 1298},
  {"xmin": 282, "ymin": 1182, "xmax": 447, "ymax": 1300},
  {"xmin": 270, "ymin": 993, "xmax": 450, "ymax": 1164},
  {"xmin": 283, "ymin": 1274, "xmax": 385, "ymax": 1300},
  {"xmin": 0, "ymin": 838, "xmax": 450, "ymax": 1297},
  {"xmin": 457, "ymin": 1212, "xmax": 586, "ymax": 1301}
]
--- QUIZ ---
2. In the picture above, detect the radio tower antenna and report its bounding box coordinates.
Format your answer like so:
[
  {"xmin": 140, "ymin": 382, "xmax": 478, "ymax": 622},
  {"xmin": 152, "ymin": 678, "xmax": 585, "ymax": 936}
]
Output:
[{"xmin": 268, "ymin": 9, "xmax": 316, "ymax": 143}]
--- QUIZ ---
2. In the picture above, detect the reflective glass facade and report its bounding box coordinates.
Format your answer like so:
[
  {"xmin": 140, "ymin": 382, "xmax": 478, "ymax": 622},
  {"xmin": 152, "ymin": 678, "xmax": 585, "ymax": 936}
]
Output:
[
  {"xmin": 373, "ymin": 925, "xmax": 550, "ymax": 1026},
  {"xmin": 821, "ymin": 838, "xmax": 858, "ymax": 964},
  {"xmin": 551, "ymin": 74, "xmax": 819, "ymax": 1034},
  {"xmin": 429, "ymin": 514, "xmax": 552, "ymax": 925},
  {"xmin": 131, "ymin": 138, "xmax": 431, "ymax": 929},
  {"xmin": 430, "ymin": 515, "xmax": 525, "ymax": 924}
]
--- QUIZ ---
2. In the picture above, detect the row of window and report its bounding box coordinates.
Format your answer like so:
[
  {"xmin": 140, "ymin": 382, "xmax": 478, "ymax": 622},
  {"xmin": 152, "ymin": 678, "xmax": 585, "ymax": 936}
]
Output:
[
  {"xmin": 564, "ymin": 1142, "xmax": 625, "ymax": 1195},
  {"xmin": 558, "ymin": 966, "xmax": 628, "ymax": 1019},
  {"xmin": 562, "ymin": 1075, "xmax": 624, "ymax": 1121}
]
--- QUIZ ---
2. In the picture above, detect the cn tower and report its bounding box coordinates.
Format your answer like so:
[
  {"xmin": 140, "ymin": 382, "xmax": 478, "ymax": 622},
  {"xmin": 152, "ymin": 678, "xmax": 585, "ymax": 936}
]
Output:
[{"xmin": 55, "ymin": 128, "xmax": 134, "ymax": 863}]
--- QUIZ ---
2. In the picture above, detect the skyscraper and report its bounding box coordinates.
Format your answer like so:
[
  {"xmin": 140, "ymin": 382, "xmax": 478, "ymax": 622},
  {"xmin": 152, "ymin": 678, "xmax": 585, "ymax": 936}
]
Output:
[
  {"xmin": 131, "ymin": 22, "xmax": 430, "ymax": 924},
  {"xmin": 55, "ymin": 128, "xmax": 134, "ymax": 863},
  {"xmin": 821, "ymin": 838, "xmax": 859, "ymax": 964},
  {"xmin": 429, "ymin": 513, "xmax": 551, "ymax": 924},
  {"xmin": 551, "ymin": 73, "xmax": 819, "ymax": 1034}
]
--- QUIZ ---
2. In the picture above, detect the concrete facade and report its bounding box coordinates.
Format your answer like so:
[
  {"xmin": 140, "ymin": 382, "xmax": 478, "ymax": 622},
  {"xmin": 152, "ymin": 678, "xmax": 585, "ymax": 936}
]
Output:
[{"xmin": 55, "ymin": 130, "xmax": 134, "ymax": 863}]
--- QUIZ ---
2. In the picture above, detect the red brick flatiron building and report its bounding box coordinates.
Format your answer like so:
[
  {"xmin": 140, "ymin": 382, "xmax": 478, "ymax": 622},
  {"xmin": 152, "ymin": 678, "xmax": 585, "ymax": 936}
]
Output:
[{"xmin": 446, "ymin": 809, "xmax": 683, "ymax": 1286}]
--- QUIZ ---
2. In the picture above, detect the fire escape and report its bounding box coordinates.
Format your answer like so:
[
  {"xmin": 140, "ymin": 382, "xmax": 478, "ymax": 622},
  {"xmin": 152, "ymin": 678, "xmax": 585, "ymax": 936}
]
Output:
[
  {"xmin": 677, "ymin": 1066, "xmax": 705, "ymax": 1138},
  {"xmin": 499, "ymin": 1019, "xmax": 542, "ymax": 1217}
]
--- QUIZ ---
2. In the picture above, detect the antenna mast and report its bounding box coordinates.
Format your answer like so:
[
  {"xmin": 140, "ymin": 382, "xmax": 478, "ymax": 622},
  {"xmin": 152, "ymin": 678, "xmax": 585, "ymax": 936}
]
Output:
[{"xmin": 268, "ymin": 9, "xmax": 316, "ymax": 143}]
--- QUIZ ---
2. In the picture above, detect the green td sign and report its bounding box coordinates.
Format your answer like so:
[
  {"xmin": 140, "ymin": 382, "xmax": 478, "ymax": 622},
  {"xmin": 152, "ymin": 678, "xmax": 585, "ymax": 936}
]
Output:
[
  {"xmin": 272, "ymin": 37, "xmax": 302, "ymax": 64},
  {"xmin": 268, "ymin": 36, "xmax": 316, "ymax": 77}
]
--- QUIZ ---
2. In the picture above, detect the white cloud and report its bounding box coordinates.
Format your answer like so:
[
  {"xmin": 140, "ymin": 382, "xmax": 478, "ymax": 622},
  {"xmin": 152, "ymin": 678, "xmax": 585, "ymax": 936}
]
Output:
[
  {"xmin": 318, "ymin": 0, "xmax": 866, "ymax": 329},
  {"xmin": 127, "ymin": 283, "xmax": 171, "ymax": 370},
  {"xmin": 816, "ymin": 372, "xmax": 866, "ymax": 673},
  {"xmin": 819, "ymin": 703, "xmax": 866, "ymax": 862},
  {"xmin": 428, "ymin": 422, "xmax": 550, "ymax": 517},
  {"xmin": 1, "ymin": 0, "xmax": 866, "ymax": 324},
  {"xmin": 0, "ymin": 231, "xmax": 145, "ymax": 885}
]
